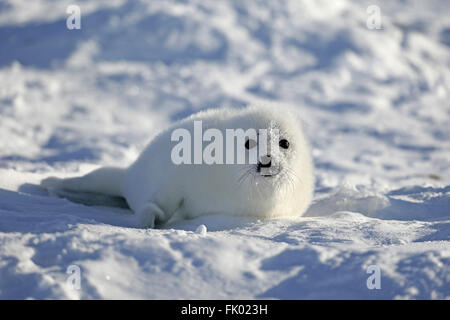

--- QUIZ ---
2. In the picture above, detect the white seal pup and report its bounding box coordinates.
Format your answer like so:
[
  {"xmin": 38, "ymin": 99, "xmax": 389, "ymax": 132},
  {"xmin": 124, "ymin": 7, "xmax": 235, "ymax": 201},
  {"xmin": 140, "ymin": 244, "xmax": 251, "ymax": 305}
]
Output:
[{"xmin": 41, "ymin": 105, "xmax": 314, "ymax": 228}]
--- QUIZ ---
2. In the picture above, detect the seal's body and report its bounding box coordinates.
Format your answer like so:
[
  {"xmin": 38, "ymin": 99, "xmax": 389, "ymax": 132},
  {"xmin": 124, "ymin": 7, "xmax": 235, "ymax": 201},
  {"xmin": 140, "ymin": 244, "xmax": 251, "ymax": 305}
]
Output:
[{"xmin": 42, "ymin": 106, "xmax": 314, "ymax": 228}]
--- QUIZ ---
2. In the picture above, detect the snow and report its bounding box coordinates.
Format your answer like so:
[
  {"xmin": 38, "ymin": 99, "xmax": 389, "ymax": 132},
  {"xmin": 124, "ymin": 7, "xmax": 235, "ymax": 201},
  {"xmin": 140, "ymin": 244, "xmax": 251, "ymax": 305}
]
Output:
[{"xmin": 0, "ymin": 0, "xmax": 449, "ymax": 299}]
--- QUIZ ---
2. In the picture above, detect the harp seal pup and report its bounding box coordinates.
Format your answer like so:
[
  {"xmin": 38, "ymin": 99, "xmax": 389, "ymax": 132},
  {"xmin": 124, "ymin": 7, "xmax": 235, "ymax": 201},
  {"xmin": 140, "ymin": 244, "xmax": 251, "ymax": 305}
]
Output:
[{"xmin": 41, "ymin": 106, "xmax": 314, "ymax": 228}]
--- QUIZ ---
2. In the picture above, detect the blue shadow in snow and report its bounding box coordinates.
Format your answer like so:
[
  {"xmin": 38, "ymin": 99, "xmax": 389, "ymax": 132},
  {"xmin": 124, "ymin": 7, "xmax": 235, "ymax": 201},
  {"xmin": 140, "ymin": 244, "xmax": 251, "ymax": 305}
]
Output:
[{"xmin": 0, "ymin": 2, "xmax": 228, "ymax": 68}]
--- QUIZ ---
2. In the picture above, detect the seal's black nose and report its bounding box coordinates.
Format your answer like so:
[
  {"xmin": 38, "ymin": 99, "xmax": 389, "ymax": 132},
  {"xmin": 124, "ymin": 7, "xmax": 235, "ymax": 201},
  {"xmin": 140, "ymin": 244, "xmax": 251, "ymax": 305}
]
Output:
[
  {"xmin": 258, "ymin": 160, "xmax": 272, "ymax": 168},
  {"xmin": 258, "ymin": 155, "xmax": 272, "ymax": 169}
]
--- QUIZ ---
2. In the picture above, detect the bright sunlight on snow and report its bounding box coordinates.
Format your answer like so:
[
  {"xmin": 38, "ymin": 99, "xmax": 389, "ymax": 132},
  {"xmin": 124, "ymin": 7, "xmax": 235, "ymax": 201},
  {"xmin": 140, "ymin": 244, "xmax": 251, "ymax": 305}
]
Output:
[{"xmin": 0, "ymin": 0, "xmax": 449, "ymax": 299}]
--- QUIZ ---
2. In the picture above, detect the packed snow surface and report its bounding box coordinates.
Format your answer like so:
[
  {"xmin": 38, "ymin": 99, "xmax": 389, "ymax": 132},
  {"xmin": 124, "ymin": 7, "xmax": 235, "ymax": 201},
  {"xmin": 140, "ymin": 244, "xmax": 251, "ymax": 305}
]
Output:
[{"xmin": 0, "ymin": 0, "xmax": 449, "ymax": 299}]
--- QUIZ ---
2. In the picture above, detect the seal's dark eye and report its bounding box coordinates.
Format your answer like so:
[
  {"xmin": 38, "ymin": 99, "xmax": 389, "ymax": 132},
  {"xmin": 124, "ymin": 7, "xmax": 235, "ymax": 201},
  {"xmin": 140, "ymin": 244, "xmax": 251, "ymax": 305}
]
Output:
[
  {"xmin": 279, "ymin": 139, "xmax": 289, "ymax": 149},
  {"xmin": 245, "ymin": 139, "xmax": 257, "ymax": 150}
]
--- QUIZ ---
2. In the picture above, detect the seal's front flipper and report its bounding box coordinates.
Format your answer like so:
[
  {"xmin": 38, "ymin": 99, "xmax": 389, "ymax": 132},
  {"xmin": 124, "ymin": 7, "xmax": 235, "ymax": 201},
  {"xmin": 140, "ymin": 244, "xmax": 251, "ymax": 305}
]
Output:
[{"xmin": 137, "ymin": 202, "xmax": 170, "ymax": 228}]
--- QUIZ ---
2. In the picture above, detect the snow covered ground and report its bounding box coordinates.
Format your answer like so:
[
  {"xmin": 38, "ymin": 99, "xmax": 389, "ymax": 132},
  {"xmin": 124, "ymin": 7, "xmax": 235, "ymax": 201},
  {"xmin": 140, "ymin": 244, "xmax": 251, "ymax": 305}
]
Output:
[{"xmin": 0, "ymin": 0, "xmax": 449, "ymax": 299}]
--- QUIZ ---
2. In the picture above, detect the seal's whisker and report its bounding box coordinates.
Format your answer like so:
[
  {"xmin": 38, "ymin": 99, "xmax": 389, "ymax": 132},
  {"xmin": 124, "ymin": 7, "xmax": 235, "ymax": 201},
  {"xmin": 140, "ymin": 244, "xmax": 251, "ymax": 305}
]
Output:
[{"xmin": 236, "ymin": 166, "xmax": 255, "ymax": 189}]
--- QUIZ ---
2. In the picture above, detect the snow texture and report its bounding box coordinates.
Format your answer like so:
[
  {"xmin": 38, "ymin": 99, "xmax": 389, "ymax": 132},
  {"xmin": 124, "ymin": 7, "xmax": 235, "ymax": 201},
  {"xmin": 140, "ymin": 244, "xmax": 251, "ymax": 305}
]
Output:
[{"xmin": 0, "ymin": 0, "xmax": 449, "ymax": 299}]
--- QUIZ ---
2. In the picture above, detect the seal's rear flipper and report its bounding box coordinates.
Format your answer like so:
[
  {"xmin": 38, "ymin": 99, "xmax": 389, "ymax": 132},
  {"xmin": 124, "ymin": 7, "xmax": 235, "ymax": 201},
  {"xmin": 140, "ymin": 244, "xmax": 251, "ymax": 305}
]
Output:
[
  {"xmin": 42, "ymin": 181, "xmax": 129, "ymax": 208},
  {"xmin": 56, "ymin": 189, "xmax": 129, "ymax": 208},
  {"xmin": 41, "ymin": 177, "xmax": 64, "ymax": 194},
  {"xmin": 41, "ymin": 167, "xmax": 128, "ymax": 208}
]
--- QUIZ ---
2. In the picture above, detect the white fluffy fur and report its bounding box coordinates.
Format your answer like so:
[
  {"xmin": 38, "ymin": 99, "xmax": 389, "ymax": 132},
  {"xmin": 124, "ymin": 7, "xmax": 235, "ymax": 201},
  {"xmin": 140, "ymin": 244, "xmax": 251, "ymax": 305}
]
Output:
[{"xmin": 42, "ymin": 106, "xmax": 314, "ymax": 228}]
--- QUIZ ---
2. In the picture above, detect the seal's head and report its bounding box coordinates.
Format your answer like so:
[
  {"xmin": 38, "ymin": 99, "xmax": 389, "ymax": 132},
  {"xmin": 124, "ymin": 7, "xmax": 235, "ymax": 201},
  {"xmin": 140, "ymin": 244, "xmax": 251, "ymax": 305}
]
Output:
[
  {"xmin": 233, "ymin": 106, "xmax": 314, "ymax": 217},
  {"xmin": 186, "ymin": 105, "xmax": 314, "ymax": 219}
]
